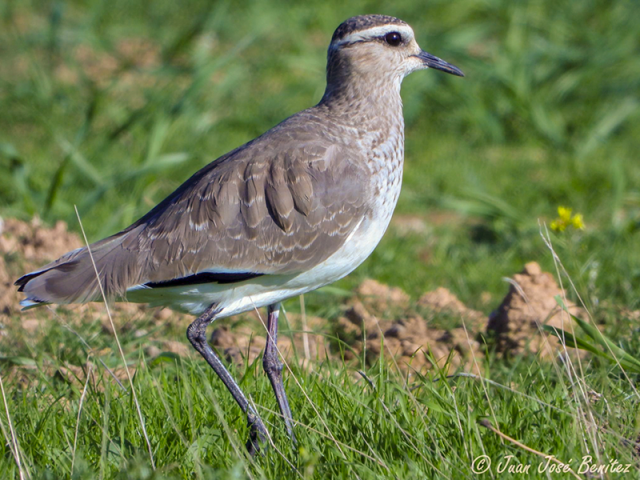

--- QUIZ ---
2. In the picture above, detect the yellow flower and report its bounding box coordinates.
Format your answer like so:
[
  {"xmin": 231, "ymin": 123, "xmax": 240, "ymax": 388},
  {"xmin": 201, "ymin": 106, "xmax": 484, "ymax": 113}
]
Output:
[
  {"xmin": 557, "ymin": 206, "xmax": 572, "ymax": 222},
  {"xmin": 551, "ymin": 206, "xmax": 585, "ymax": 232},
  {"xmin": 571, "ymin": 213, "xmax": 585, "ymax": 230}
]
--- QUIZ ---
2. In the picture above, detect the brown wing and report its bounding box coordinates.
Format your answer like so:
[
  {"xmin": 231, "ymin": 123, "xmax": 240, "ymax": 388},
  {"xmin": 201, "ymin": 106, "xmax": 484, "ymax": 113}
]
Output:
[
  {"xmin": 130, "ymin": 128, "xmax": 371, "ymax": 283},
  {"xmin": 16, "ymin": 111, "xmax": 372, "ymax": 305}
]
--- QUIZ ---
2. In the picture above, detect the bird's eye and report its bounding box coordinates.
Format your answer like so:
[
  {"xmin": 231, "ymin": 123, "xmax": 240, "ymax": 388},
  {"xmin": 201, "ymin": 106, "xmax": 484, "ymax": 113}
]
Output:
[{"xmin": 384, "ymin": 32, "xmax": 402, "ymax": 47}]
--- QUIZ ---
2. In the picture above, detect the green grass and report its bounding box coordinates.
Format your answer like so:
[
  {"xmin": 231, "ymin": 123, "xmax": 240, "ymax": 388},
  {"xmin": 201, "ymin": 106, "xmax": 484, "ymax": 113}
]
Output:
[
  {"xmin": 1, "ymin": 311, "xmax": 640, "ymax": 479},
  {"xmin": 1, "ymin": 0, "xmax": 640, "ymax": 478}
]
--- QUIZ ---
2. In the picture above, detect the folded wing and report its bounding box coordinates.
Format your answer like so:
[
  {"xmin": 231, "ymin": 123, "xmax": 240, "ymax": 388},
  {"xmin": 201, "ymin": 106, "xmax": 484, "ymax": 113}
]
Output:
[{"xmin": 15, "ymin": 113, "xmax": 371, "ymax": 307}]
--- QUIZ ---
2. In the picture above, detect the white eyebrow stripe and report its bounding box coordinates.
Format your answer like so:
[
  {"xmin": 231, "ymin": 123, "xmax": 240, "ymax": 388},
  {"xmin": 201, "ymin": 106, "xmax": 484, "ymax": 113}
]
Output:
[{"xmin": 333, "ymin": 25, "xmax": 414, "ymax": 47}]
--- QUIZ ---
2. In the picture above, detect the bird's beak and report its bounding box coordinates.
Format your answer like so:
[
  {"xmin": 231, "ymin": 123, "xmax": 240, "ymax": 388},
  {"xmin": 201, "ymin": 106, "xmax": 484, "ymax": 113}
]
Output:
[{"xmin": 414, "ymin": 50, "xmax": 464, "ymax": 77}]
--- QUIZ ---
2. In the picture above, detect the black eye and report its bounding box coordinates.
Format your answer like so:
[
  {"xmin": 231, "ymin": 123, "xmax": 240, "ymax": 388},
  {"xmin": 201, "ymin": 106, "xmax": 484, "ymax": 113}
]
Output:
[{"xmin": 384, "ymin": 32, "xmax": 402, "ymax": 47}]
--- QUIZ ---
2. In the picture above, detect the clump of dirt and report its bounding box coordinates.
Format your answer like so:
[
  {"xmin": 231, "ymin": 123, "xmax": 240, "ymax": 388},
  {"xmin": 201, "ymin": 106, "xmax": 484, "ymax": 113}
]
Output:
[
  {"xmin": 486, "ymin": 261, "xmax": 584, "ymax": 355},
  {"xmin": 418, "ymin": 287, "xmax": 485, "ymax": 330},
  {"xmin": 356, "ymin": 279, "xmax": 410, "ymax": 312},
  {"xmin": 0, "ymin": 217, "xmax": 83, "ymax": 263},
  {"xmin": 335, "ymin": 286, "xmax": 484, "ymax": 374}
]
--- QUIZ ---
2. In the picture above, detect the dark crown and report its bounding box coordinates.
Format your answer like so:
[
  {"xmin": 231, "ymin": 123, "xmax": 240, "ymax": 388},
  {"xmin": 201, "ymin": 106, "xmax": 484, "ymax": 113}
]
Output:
[{"xmin": 331, "ymin": 15, "xmax": 409, "ymax": 44}]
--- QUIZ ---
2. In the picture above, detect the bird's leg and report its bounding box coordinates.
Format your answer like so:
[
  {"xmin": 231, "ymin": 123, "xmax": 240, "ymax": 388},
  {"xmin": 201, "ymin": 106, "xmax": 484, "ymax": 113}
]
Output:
[
  {"xmin": 263, "ymin": 303, "xmax": 296, "ymax": 443},
  {"xmin": 187, "ymin": 304, "xmax": 268, "ymax": 456}
]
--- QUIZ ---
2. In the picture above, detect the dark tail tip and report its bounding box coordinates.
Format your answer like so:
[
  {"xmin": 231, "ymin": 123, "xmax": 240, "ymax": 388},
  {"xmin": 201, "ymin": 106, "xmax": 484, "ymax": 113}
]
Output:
[{"xmin": 15, "ymin": 271, "xmax": 40, "ymax": 291}]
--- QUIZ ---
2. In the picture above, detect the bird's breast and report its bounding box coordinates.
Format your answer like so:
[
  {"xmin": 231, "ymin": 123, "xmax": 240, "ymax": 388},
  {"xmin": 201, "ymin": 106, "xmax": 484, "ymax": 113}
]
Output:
[{"xmin": 364, "ymin": 124, "xmax": 405, "ymax": 219}]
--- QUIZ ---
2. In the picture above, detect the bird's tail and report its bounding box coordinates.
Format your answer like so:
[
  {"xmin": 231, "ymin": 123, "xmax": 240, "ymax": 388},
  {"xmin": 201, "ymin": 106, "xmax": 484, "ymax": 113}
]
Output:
[{"xmin": 14, "ymin": 226, "xmax": 144, "ymax": 309}]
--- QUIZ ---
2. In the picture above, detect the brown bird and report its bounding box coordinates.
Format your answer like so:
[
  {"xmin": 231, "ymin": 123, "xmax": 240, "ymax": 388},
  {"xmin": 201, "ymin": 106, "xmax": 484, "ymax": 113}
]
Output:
[{"xmin": 15, "ymin": 14, "xmax": 463, "ymax": 453}]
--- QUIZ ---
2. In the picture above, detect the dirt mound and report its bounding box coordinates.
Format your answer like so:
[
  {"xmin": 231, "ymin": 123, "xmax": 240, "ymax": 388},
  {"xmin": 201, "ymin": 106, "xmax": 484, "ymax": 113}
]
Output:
[
  {"xmin": 418, "ymin": 287, "xmax": 485, "ymax": 329},
  {"xmin": 0, "ymin": 217, "xmax": 83, "ymax": 263},
  {"xmin": 335, "ymin": 286, "xmax": 484, "ymax": 373},
  {"xmin": 356, "ymin": 279, "xmax": 410, "ymax": 312},
  {"xmin": 486, "ymin": 262, "xmax": 584, "ymax": 355}
]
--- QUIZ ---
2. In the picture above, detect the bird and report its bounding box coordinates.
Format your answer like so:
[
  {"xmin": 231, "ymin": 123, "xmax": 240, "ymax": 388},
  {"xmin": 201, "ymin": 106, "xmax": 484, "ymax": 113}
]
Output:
[{"xmin": 15, "ymin": 14, "xmax": 463, "ymax": 454}]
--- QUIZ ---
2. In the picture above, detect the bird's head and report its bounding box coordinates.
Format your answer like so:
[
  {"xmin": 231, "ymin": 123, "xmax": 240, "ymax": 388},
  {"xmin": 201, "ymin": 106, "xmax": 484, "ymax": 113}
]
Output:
[{"xmin": 325, "ymin": 15, "xmax": 463, "ymax": 93}]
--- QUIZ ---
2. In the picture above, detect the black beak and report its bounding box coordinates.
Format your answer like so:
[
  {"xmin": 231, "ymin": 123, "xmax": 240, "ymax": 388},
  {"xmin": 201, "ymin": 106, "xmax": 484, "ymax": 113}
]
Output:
[{"xmin": 414, "ymin": 50, "xmax": 464, "ymax": 77}]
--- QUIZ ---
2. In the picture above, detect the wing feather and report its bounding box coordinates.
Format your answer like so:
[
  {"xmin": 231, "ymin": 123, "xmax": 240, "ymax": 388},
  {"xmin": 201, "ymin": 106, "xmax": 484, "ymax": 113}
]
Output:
[{"xmin": 16, "ymin": 110, "xmax": 372, "ymax": 305}]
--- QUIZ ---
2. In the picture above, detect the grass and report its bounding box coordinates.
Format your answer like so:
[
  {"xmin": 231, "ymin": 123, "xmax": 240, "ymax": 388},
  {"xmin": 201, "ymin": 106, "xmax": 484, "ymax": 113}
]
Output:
[
  {"xmin": 1, "ymin": 0, "xmax": 640, "ymax": 478},
  {"xmin": 2, "ymin": 310, "xmax": 640, "ymax": 479}
]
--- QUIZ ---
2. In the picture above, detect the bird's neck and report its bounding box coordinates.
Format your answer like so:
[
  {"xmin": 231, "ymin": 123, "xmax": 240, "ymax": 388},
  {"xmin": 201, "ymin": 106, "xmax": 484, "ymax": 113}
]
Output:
[
  {"xmin": 317, "ymin": 75, "xmax": 405, "ymax": 182},
  {"xmin": 317, "ymin": 76, "xmax": 405, "ymax": 171},
  {"xmin": 318, "ymin": 75, "xmax": 404, "ymax": 128}
]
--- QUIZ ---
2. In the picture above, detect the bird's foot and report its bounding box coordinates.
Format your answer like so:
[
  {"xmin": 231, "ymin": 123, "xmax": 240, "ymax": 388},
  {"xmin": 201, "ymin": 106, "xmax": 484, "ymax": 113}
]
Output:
[{"xmin": 245, "ymin": 412, "xmax": 269, "ymax": 456}]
